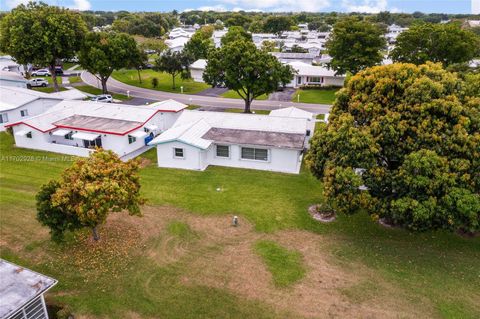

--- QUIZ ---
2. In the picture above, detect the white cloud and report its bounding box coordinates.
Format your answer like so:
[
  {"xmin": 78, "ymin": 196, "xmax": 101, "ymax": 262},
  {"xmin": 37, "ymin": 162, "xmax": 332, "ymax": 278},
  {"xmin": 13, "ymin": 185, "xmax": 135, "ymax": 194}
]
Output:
[
  {"xmin": 214, "ymin": 0, "xmax": 330, "ymax": 12},
  {"xmin": 341, "ymin": 0, "xmax": 389, "ymax": 13},
  {"xmin": 70, "ymin": 0, "xmax": 91, "ymax": 10},
  {"xmin": 5, "ymin": 0, "xmax": 30, "ymax": 9}
]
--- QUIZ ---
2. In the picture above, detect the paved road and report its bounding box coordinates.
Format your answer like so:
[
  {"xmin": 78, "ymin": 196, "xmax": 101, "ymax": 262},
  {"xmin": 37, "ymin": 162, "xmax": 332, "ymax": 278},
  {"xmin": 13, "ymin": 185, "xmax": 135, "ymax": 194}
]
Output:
[{"xmin": 81, "ymin": 72, "xmax": 332, "ymax": 114}]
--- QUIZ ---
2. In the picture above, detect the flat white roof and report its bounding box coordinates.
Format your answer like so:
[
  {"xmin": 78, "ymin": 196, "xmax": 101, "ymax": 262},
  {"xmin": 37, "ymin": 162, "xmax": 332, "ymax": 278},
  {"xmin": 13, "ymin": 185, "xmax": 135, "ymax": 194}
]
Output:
[
  {"xmin": 129, "ymin": 130, "xmax": 148, "ymax": 139},
  {"xmin": 71, "ymin": 132, "xmax": 100, "ymax": 141},
  {"xmin": 51, "ymin": 129, "xmax": 72, "ymax": 136},
  {"xmin": 288, "ymin": 61, "xmax": 341, "ymax": 77},
  {"xmin": 0, "ymin": 259, "xmax": 57, "ymax": 319},
  {"xmin": 190, "ymin": 59, "xmax": 207, "ymax": 70},
  {"xmin": 0, "ymin": 86, "xmax": 57, "ymax": 112},
  {"xmin": 269, "ymin": 107, "xmax": 314, "ymax": 120}
]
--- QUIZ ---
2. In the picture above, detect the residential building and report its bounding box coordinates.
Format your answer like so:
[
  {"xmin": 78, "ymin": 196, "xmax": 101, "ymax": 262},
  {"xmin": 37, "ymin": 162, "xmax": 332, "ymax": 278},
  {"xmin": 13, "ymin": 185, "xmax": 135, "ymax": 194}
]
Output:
[
  {"xmin": 0, "ymin": 259, "xmax": 57, "ymax": 319},
  {"xmin": 6, "ymin": 99, "xmax": 188, "ymax": 158},
  {"xmin": 286, "ymin": 61, "xmax": 345, "ymax": 88},
  {"xmin": 0, "ymin": 86, "xmax": 87, "ymax": 131},
  {"xmin": 189, "ymin": 59, "xmax": 207, "ymax": 82},
  {"xmin": 271, "ymin": 52, "xmax": 317, "ymax": 64},
  {"xmin": 0, "ymin": 71, "xmax": 28, "ymax": 89},
  {"xmin": 149, "ymin": 109, "xmax": 314, "ymax": 174},
  {"xmin": 165, "ymin": 37, "xmax": 190, "ymax": 52}
]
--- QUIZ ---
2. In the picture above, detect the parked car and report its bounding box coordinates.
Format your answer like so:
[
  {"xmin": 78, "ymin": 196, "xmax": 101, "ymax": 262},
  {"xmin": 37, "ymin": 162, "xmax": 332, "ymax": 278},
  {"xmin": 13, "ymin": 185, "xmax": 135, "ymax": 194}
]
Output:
[
  {"xmin": 91, "ymin": 94, "xmax": 113, "ymax": 103},
  {"xmin": 54, "ymin": 67, "xmax": 63, "ymax": 75},
  {"xmin": 29, "ymin": 78, "xmax": 49, "ymax": 87},
  {"xmin": 31, "ymin": 69, "xmax": 51, "ymax": 76}
]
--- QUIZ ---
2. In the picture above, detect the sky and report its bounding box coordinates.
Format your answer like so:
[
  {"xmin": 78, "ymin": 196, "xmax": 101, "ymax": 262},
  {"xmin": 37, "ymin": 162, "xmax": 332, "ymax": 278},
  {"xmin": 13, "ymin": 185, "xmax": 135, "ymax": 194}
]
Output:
[{"xmin": 1, "ymin": 0, "xmax": 479, "ymax": 14}]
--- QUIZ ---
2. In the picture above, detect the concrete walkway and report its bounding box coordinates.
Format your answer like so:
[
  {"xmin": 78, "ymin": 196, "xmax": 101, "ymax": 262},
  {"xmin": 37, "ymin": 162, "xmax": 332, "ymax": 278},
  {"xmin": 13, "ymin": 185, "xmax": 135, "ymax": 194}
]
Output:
[
  {"xmin": 81, "ymin": 71, "xmax": 332, "ymax": 114},
  {"xmin": 120, "ymin": 145, "xmax": 155, "ymax": 161}
]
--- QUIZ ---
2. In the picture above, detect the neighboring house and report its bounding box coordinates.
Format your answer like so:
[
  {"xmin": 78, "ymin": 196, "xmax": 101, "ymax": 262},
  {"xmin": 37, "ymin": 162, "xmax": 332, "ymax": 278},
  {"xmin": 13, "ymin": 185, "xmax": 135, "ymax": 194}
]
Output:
[
  {"xmin": 271, "ymin": 52, "xmax": 317, "ymax": 64},
  {"xmin": 0, "ymin": 56, "xmax": 30, "ymax": 75},
  {"xmin": 165, "ymin": 36, "xmax": 190, "ymax": 52},
  {"xmin": 168, "ymin": 27, "xmax": 194, "ymax": 39},
  {"xmin": 0, "ymin": 86, "xmax": 77, "ymax": 131},
  {"xmin": 212, "ymin": 29, "xmax": 228, "ymax": 48},
  {"xmin": 269, "ymin": 106, "xmax": 316, "ymax": 143},
  {"xmin": 0, "ymin": 259, "xmax": 57, "ymax": 319},
  {"xmin": 386, "ymin": 24, "xmax": 408, "ymax": 44},
  {"xmin": 287, "ymin": 61, "xmax": 345, "ymax": 88},
  {"xmin": 189, "ymin": 59, "xmax": 207, "ymax": 82},
  {"xmin": 149, "ymin": 109, "xmax": 313, "ymax": 174},
  {"xmin": 0, "ymin": 71, "xmax": 28, "ymax": 89},
  {"xmin": 6, "ymin": 99, "xmax": 188, "ymax": 158}
]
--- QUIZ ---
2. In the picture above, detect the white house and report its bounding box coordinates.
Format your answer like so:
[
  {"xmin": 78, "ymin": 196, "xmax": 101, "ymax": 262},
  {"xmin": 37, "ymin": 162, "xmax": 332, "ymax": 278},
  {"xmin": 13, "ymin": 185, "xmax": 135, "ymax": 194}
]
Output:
[
  {"xmin": 0, "ymin": 55, "xmax": 30, "ymax": 75},
  {"xmin": 271, "ymin": 52, "xmax": 317, "ymax": 64},
  {"xmin": 189, "ymin": 59, "xmax": 207, "ymax": 82},
  {"xmin": 0, "ymin": 86, "xmax": 83, "ymax": 131},
  {"xmin": 6, "ymin": 99, "xmax": 188, "ymax": 158},
  {"xmin": 165, "ymin": 36, "xmax": 191, "ymax": 53},
  {"xmin": 149, "ymin": 109, "xmax": 313, "ymax": 174},
  {"xmin": 287, "ymin": 61, "xmax": 345, "ymax": 88},
  {"xmin": 0, "ymin": 259, "xmax": 57, "ymax": 319},
  {"xmin": 0, "ymin": 71, "xmax": 28, "ymax": 89}
]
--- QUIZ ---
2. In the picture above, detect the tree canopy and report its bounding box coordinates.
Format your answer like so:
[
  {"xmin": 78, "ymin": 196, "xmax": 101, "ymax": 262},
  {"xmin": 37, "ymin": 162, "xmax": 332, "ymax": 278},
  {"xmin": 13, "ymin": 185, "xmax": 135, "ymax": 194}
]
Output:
[
  {"xmin": 263, "ymin": 16, "xmax": 293, "ymax": 35},
  {"xmin": 183, "ymin": 26, "xmax": 215, "ymax": 61},
  {"xmin": 221, "ymin": 26, "xmax": 253, "ymax": 46},
  {"xmin": 0, "ymin": 2, "xmax": 87, "ymax": 91},
  {"xmin": 390, "ymin": 23, "xmax": 480, "ymax": 66},
  {"xmin": 154, "ymin": 50, "xmax": 192, "ymax": 89},
  {"xmin": 204, "ymin": 40, "xmax": 293, "ymax": 113},
  {"xmin": 38, "ymin": 149, "xmax": 145, "ymax": 241},
  {"xmin": 325, "ymin": 17, "xmax": 386, "ymax": 75},
  {"xmin": 79, "ymin": 31, "xmax": 141, "ymax": 93},
  {"xmin": 306, "ymin": 63, "xmax": 480, "ymax": 233}
]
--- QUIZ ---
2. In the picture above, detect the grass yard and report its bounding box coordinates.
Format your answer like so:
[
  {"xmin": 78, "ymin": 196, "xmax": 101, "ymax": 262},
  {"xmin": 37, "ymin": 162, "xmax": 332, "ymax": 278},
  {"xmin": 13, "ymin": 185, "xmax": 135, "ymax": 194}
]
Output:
[
  {"xmin": 221, "ymin": 90, "xmax": 268, "ymax": 100},
  {"xmin": 62, "ymin": 62, "xmax": 79, "ymax": 70},
  {"xmin": 292, "ymin": 88, "xmax": 340, "ymax": 104},
  {"xmin": 68, "ymin": 75, "xmax": 81, "ymax": 84},
  {"xmin": 74, "ymin": 85, "xmax": 131, "ymax": 101},
  {"xmin": 224, "ymin": 108, "xmax": 270, "ymax": 115},
  {"xmin": 112, "ymin": 69, "xmax": 210, "ymax": 94},
  {"xmin": 0, "ymin": 133, "xmax": 479, "ymax": 318},
  {"xmin": 32, "ymin": 87, "xmax": 67, "ymax": 93}
]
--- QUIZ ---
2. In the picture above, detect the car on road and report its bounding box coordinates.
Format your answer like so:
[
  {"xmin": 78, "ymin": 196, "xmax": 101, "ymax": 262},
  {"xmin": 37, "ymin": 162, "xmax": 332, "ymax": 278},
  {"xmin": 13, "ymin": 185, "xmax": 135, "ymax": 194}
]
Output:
[
  {"xmin": 91, "ymin": 94, "xmax": 113, "ymax": 103},
  {"xmin": 31, "ymin": 69, "xmax": 51, "ymax": 77},
  {"xmin": 28, "ymin": 78, "xmax": 49, "ymax": 87},
  {"xmin": 54, "ymin": 67, "xmax": 64, "ymax": 75}
]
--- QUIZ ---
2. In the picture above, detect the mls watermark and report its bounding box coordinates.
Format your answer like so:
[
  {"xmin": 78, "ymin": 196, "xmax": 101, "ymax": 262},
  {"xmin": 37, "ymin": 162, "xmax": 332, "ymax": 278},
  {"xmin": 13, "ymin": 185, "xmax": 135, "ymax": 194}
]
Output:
[{"xmin": 0, "ymin": 155, "xmax": 78, "ymax": 162}]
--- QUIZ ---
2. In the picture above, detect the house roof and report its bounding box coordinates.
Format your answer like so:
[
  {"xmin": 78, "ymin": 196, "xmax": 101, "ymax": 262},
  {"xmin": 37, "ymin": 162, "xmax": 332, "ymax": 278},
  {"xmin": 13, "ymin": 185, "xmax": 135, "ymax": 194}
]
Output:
[
  {"xmin": 6, "ymin": 99, "xmax": 187, "ymax": 134},
  {"xmin": 271, "ymin": 52, "xmax": 317, "ymax": 60},
  {"xmin": 0, "ymin": 70, "xmax": 26, "ymax": 83},
  {"xmin": 0, "ymin": 259, "xmax": 57, "ymax": 319},
  {"xmin": 149, "ymin": 110, "xmax": 308, "ymax": 150},
  {"xmin": 190, "ymin": 59, "xmax": 207, "ymax": 70},
  {"xmin": 269, "ymin": 107, "xmax": 314, "ymax": 120},
  {"xmin": 165, "ymin": 37, "xmax": 190, "ymax": 49},
  {"xmin": 287, "ymin": 61, "xmax": 341, "ymax": 77},
  {"xmin": 0, "ymin": 86, "xmax": 58, "ymax": 112}
]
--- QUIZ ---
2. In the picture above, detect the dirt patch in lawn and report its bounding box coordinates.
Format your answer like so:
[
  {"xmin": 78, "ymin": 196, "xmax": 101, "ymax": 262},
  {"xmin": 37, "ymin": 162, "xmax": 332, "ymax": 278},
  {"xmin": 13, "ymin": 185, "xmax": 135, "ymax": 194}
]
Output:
[{"xmin": 119, "ymin": 206, "xmax": 433, "ymax": 319}]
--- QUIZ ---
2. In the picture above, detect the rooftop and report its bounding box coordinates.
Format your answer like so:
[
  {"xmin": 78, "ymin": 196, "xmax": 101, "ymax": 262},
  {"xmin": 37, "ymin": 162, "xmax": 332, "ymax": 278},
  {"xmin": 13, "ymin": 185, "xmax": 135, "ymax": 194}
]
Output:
[
  {"xmin": 0, "ymin": 259, "xmax": 57, "ymax": 319},
  {"xmin": 53, "ymin": 114, "xmax": 142, "ymax": 134},
  {"xmin": 0, "ymin": 86, "xmax": 57, "ymax": 112}
]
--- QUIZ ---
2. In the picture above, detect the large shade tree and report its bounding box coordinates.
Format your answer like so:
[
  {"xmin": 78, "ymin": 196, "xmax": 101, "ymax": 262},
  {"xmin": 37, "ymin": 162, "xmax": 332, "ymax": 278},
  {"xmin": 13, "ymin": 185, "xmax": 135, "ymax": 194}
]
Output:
[
  {"xmin": 0, "ymin": 2, "xmax": 87, "ymax": 91},
  {"xmin": 183, "ymin": 25, "xmax": 215, "ymax": 61},
  {"xmin": 390, "ymin": 23, "xmax": 479, "ymax": 66},
  {"xmin": 79, "ymin": 31, "xmax": 141, "ymax": 93},
  {"xmin": 221, "ymin": 26, "xmax": 253, "ymax": 46},
  {"xmin": 306, "ymin": 63, "xmax": 480, "ymax": 233},
  {"xmin": 38, "ymin": 149, "xmax": 146, "ymax": 241},
  {"xmin": 325, "ymin": 17, "xmax": 386, "ymax": 75},
  {"xmin": 154, "ymin": 50, "xmax": 192, "ymax": 89},
  {"xmin": 204, "ymin": 40, "xmax": 294, "ymax": 113}
]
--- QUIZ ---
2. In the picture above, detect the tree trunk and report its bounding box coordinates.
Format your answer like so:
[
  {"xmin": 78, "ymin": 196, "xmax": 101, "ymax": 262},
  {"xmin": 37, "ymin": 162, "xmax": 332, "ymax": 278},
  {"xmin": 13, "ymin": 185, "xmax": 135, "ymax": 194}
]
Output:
[
  {"xmin": 49, "ymin": 64, "xmax": 59, "ymax": 92},
  {"xmin": 137, "ymin": 68, "xmax": 142, "ymax": 84},
  {"xmin": 23, "ymin": 64, "xmax": 30, "ymax": 79},
  {"xmin": 172, "ymin": 74, "xmax": 176, "ymax": 89},
  {"xmin": 244, "ymin": 98, "xmax": 252, "ymax": 113},
  {"xmin": 101, "ymin": 77, "xmax": 108, "ymax": 94},
  {"xmin": 92, "ymin": 226, "xmax": 100, "ymax": 241}
]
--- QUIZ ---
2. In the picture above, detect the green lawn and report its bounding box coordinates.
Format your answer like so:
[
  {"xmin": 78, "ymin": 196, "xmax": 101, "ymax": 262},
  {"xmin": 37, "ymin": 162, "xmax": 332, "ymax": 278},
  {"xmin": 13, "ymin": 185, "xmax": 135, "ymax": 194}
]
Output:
[
  {"xmin": 32, "ymin": 87, "xmax": 67, "ymax": 93},
  {"xmin": 68, "ymin": 75, "xmax": 82, "ymax": 84},
  {"xmin": 112, "ymin": 69, "xmax": 210, "ymax": 94},
  {"xmin": 221, "ymin": 90, "xmax": 268, "ymax": 100},
  {"xmin": 0, "ymin": 133, "xmax": 479, "ymax": 318},
  {"xmin": 74, "ymin": 85, "xmax": 132, "ymax": 101},
  {"xmin": 62, "ymin": 62, "xmax": 79, "ymax": 71},
  {"xmin": 254, "ymin": 240, "xmax": 305, "ymax": 287},
  {"xmin": 292, "ymin": 88, "xmax": 340, "ymax": 104},
  {"xmin": 224, "ymin": 108, "xmax": 270, "ymax": 115}
]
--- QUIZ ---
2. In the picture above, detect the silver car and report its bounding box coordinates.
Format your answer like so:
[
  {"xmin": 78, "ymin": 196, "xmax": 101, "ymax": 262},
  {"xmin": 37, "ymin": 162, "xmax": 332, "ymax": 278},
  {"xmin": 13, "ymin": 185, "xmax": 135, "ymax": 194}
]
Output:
[
  {"xmin": 28, "ymin": 78, "xmax": 49, "ymax": 87},
  {"xmin": 91, "ymin": 94, "xmax": 113, "ymax": 103}
]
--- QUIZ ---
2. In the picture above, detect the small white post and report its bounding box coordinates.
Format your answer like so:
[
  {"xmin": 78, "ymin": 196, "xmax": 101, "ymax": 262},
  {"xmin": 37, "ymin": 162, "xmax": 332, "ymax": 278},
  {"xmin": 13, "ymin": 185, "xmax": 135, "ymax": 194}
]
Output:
[
  {"xmin": 297, "ymin": 93, "xmax": 300, "ymax": 103},
  {"xmin": 180, "ymin": 86, "xmax": 184, "ymax": 94},
  {"xmin": 127, "ymin": 90, "xmax": 130, "ymax": 98}
]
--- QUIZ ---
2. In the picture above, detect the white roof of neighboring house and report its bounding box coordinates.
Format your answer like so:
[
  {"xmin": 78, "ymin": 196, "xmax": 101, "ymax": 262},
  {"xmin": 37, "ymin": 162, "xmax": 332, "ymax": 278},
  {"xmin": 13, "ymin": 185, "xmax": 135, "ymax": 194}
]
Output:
[
  {"xmin": 0, "ymin": 259, "xmax": 57, "ymax": 319},
  {"xmin": 6, "ymin": 99, "xmax": 187, "ymax": 134},
  {"xmin": 0, "ymin": 70, "xmax": 27, "ymax": 83},
  {"xmin": 149, "ymin": 110, "xmax": 308, "ymax": 150},
  {"xmin": 165, "ymin": 37, "xmax": 190, "ymax": 49},
  {"xmin": 0, "ymin": 86, "xmax": 58, "ymax": 112},
  {"xmin": 190, "ymin": 59, "xmax": 207, "ymax": 70},
  {"xmin": 269, "ymin": 107, "xmax": 314, "ymax": 120},
  {"xmin": 47, "ymin": 88, "xmax": 88, "ymax": 100},
  {"xmin": 288, "ymin": 61, "xmax": 340, "ymax": 77}
]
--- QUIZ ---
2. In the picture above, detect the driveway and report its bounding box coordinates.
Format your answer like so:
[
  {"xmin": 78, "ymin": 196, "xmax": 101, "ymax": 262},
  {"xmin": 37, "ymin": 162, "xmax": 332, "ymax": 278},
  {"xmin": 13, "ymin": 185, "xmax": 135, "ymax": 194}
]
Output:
[
  {"xmin": 81, "ymin": 72, "xmax": 332, "ymax": 114},
  {"xmin": 268, "ymin": 88, "xmax": 296, "ymax": 102}
]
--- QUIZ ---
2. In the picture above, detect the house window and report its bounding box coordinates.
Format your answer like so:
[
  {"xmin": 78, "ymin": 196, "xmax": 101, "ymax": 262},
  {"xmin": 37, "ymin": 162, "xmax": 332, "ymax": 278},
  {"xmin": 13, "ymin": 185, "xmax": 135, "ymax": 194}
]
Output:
[
  {"xmin": 297, "ymin": 76, "xmax": 302, "ymax": 85},
  {"xmin": 65, "ymin": 132, "xmax": 73, "ymax": 140},
  {"xmin": 0, "ymin": 113, "xmax": 8, "ymax": 124},
  {"xmin": 241, "ymin": 147, "xmax": 268, "ymax": 161},
  {"xmin": 26, "ymin": 132, "xmax": 32, "ymax": 138},
  {"xmin": 216, "ymin": 145, "xmax": 229, "ymax": 158},
  {"xmin": 174, "ymin": 148, "xmax": 184, "ymax": 158},
  {"xmin": 307, "ymin": 76, "xmax": 322, "ymax": 83},
  {"xmin": 128, "ymin": 135, "xmax": 136, "ymax": 144},
  {"xmin": 306, "ymin": 129, "xmax": 311, "ymax": 137},
  {"xmin": 20, "ymin": 109, "xmax": 28, "ymax": 117}
]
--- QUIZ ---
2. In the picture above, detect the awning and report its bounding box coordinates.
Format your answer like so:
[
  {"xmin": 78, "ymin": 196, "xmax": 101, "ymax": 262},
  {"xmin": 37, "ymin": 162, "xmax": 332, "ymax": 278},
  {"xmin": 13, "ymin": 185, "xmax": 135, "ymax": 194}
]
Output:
[
  {"xmin": 52, "ymin": 129, "xmax": 72, "ymax": 137},
  {"xmin": 71, "ymin": 132, "xmax": 100, "ymax": 141},
  {"xmin": 14, "ymin": 130, "xmax": 30, "ymax": 136},
  {"xmin": 144, "ymin": 124, "xmax": 158, "ymax": 131},
  {"xmin": 129, "ymin": 130, "xmax": 148, "ymax": 139}
]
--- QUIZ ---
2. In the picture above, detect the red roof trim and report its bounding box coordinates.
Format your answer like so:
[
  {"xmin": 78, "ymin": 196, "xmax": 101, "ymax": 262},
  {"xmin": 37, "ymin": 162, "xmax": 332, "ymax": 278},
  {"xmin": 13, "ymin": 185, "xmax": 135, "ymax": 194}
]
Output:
[{"xmin": 4, "ymin": 121, "xmax": 50, "ymax": 133}]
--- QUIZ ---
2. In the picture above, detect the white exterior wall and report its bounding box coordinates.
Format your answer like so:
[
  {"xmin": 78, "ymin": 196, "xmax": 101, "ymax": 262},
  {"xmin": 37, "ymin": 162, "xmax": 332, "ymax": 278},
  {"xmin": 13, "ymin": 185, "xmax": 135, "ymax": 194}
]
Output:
[
  {"xmin": 0, "ymin": 99, "xmax": 60, "ymax": 131},
  {"xmin": 156, "ymin": 142, "xmax": 303, "ymax": 174},
  {"xmin": 0, "ymin": 78, "xmax": 28, "ymax": 89},
  {"xmin": 288, "ymin": 75, "xmax": 344, "ymax": 88},
  {"xmin": 190, "ymin": 68, "xmax": 205, "ymax": 82}
]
